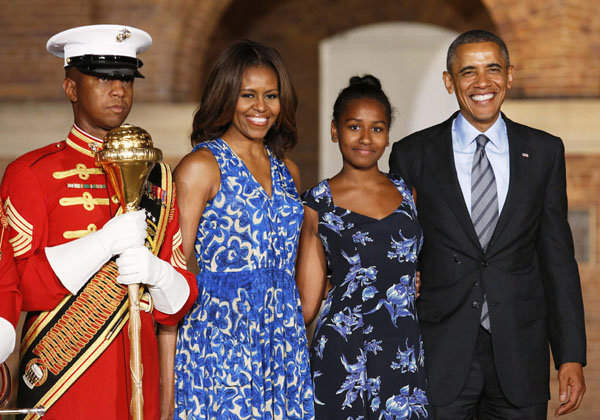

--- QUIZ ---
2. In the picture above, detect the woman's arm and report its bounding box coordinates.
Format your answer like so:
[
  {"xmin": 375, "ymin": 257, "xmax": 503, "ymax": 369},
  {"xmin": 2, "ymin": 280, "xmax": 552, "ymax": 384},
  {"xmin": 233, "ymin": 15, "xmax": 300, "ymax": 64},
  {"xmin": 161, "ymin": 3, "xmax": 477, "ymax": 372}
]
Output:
[
  {"xmin": 173, "ymin": 148, "xmax": 221, "ymax": 272},
  {"xmin": 157, "ymin": 148, "xmax": 220, "ymax": 418},
  {"xmin": 158, "ymin": 324, "xmax": 178, "ymax": 420},
  {"xmin": 295, "ymin": 205, "xmax": 328, "ymax": 325}
]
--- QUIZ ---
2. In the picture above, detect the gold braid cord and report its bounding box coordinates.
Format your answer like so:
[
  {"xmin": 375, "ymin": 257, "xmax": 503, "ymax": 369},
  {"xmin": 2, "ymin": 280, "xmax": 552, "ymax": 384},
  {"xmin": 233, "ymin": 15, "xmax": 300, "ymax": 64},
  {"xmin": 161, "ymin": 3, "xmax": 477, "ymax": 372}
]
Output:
[
  {"xmin": 29, "ymin": 263, "xmax": 126, "ymax": 376},
  {"xmin": 19, "ymin": 262, "xmax": 131, "ymax": 420}
]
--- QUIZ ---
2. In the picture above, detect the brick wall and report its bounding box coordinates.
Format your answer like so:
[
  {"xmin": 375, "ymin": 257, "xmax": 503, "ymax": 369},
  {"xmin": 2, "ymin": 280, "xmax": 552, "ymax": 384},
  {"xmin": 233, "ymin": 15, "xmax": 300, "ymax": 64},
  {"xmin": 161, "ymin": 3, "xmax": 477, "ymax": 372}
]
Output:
[
  {"xmin": 3, "ymin": 0, "xmax": 600, "ymax": 186},
  {"xmin": 2, "ymin": 0, "xmax": 600, "ymax": 102},
  {"xmin": 558, "ymin": 155, "xmax": 600, "ymax": 419},
  {"xmin": 0, "ymin": 1, "xmax": 93, "ymax": 100},
  {"xmin": 483, "ymin": 0, "xmax": 600, "ymax": 97},
  {"xmin": 0, "ymin": 0, "xmax": 232, "ymax": 101}
]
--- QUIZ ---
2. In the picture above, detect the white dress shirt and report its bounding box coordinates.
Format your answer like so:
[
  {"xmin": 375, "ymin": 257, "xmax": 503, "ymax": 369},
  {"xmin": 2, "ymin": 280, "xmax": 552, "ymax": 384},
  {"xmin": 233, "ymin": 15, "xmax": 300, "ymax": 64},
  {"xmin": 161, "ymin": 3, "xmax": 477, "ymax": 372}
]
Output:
[{"xmin": 452, "ymin": 113, "xmax": 510, "ymax": 215}]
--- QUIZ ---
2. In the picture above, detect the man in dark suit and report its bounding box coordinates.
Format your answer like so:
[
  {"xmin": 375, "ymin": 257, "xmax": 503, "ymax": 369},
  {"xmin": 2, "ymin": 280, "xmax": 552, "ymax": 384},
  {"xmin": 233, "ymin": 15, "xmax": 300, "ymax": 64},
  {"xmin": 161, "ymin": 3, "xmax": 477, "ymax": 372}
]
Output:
[{"xmin": 389, "ymin": 30, "xmax": 586, "ymax": 419}]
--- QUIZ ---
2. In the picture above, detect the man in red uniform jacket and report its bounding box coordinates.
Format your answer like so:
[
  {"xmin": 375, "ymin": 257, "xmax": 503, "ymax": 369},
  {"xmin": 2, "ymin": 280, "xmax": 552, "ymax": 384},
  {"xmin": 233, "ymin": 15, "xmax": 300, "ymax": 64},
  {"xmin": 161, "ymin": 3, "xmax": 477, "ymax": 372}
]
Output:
[{"xmin": 0, "ymin": 25, "xmax": 197, "ymax": 419}]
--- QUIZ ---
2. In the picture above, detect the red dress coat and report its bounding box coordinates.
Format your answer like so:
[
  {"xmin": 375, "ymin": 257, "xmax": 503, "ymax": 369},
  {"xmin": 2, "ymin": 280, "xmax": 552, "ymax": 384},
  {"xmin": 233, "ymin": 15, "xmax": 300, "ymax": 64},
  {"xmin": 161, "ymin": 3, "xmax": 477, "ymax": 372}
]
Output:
[
  {"xmin": 0, "ymin": 125, "xmax": 197, "ymax": 420},
  {"xmin": 0, "ymin": 200, "xmax": 20, "ymax": 330}
]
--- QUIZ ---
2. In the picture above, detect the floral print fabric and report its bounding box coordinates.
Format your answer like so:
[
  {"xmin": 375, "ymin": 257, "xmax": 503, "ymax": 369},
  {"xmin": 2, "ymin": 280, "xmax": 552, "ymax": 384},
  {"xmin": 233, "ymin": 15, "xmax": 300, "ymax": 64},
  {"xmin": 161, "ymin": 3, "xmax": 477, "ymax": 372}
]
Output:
[
  {"xmin": 174, "ymin": 138, "xmax": 314, "ymax": 420},
  {"xmin": 303, "ymin": 175, "xmax": 429, "ymax": 420}
]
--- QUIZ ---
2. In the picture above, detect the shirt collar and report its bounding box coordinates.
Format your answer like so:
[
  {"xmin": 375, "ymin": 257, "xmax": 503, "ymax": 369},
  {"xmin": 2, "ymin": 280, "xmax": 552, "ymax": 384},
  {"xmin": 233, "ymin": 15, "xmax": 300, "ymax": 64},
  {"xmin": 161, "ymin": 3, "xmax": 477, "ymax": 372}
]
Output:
[
  {"xmin": 66, "ymin": 124, "xmax": 104, "ymax": 158},
  {"xmin": 454, "ymin": 112, "xmax": 508, "ymax": 152}
]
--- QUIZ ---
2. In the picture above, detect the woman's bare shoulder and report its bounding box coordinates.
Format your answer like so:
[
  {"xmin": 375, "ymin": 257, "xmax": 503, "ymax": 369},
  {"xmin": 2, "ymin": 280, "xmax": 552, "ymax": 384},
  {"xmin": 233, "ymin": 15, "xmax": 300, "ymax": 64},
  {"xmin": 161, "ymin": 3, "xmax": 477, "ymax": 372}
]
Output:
[
  {"xmin": 174, "ymin": 146, "xmax": 221, "ymax": 193},
  {"xmin": 282, "ymin": 156, "xmax": 301, "ymax": 191}
]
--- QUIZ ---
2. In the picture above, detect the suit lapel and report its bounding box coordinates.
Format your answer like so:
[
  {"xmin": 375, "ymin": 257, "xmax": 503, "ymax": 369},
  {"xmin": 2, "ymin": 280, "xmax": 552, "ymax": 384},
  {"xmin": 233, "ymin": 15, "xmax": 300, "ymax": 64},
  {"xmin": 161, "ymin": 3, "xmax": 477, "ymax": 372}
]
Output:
[
  {"xmin": 486, "ymin": 115, "xmax": 528, "ymax": 252},
  {"xmin": 424, "ymin": 114, "xmax": 481, "ymax": 250}
]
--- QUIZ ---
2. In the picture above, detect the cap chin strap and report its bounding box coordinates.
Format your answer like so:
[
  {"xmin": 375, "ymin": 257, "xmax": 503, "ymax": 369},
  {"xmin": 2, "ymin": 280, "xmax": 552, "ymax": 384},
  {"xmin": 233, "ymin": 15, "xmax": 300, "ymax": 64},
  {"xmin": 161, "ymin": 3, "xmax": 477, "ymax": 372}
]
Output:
[{"xmin": 66, "ymin": 54, "xmax": 145, "ymax": 79}]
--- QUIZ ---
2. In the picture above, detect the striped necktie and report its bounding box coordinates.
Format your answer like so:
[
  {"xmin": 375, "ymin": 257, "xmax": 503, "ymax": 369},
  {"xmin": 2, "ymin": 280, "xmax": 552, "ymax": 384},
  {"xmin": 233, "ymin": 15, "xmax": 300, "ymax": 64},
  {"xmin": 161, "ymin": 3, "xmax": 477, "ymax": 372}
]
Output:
[{"xmin": 471, "ymin": 134, "xmax": 498, "ymax": 332}]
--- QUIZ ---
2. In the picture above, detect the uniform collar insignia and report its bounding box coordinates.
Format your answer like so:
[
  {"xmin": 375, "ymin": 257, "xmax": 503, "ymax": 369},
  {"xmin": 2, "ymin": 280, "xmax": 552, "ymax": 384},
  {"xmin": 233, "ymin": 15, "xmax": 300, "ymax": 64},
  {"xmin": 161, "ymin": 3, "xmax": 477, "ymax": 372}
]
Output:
[{"xmin": 66, "ymin": 125, "xmax": 103, "ymax": 158}]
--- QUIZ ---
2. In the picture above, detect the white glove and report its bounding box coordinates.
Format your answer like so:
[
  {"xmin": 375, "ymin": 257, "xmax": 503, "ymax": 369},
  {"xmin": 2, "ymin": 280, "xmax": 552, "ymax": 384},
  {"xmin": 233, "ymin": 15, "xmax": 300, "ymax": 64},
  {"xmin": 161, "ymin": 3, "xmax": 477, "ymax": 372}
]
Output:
[
  {"xmin": 46, "ymin": 211, "xmax": 147, "ymax": 295},
  {"xmin": 116, "ymin": 246, "xmax": 190, "ymax": 314},
  {"xmin": 0, "ymin": 317, "xmax": 16, "ymax": 364},
  {"xmin": 94, "ymin": 210, "xmax": 148, "ymax": 256}
]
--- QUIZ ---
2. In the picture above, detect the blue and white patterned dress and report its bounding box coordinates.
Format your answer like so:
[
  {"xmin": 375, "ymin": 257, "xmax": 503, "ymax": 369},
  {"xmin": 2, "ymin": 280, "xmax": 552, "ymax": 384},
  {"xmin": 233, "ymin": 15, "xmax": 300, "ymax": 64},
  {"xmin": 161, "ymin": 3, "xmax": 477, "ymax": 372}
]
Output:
[
  {"xmin": 302, "ymin": 175, "xmax": 429, "ymax": 420},
  {"xmin": 174, "ymin": 138, "xmax": 314, "ymax": 420}
]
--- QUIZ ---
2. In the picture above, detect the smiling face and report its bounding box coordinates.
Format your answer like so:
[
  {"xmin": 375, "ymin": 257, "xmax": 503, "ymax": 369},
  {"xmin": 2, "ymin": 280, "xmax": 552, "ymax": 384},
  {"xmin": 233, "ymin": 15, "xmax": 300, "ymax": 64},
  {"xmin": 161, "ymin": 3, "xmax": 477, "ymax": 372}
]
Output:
[
  {"xmin": 332, "ymin": 98, "xmax": 390, "ymax": 170},
  {"xmin": 63, "ymin": 69, "xmax": 133, "ymax": 139},
  {"xmin": 443, "ymin": 41, "xmax": 513, "ymax": 132},
  {"xmin": 223, "ymin": 65, "xmax": 281, "ymax": 143}
]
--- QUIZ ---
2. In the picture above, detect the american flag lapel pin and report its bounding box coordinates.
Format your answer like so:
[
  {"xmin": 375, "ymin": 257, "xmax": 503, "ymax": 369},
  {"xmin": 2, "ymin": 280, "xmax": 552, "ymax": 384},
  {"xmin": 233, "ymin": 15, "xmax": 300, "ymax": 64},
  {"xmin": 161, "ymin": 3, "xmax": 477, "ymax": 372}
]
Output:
[{"xmin": 522, "ymin": 152, "xmax": 529, "ymax": 158}]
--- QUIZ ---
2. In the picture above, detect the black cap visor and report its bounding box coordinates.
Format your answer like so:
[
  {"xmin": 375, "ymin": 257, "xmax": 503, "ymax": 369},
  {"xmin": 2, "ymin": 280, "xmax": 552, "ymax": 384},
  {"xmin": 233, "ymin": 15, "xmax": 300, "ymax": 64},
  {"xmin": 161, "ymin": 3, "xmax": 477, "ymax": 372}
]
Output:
[{"xmin": 66, "ymin": 55, "xmax": 145, "ymax": 79}]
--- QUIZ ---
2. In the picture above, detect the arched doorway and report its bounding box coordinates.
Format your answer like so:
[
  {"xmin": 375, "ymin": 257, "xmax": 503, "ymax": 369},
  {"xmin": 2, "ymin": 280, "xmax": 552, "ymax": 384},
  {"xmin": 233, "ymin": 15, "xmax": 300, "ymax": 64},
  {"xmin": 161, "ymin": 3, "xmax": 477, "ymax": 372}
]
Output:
[{"xmin": 318, "ymin": 22, "xmax": 459, "ymax": 178}]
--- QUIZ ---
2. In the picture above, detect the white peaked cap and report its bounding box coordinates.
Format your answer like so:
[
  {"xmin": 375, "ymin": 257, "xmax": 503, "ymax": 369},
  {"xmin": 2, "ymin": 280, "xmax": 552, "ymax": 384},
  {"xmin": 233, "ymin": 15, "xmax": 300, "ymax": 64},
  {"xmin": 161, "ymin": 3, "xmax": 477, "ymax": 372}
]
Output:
[{"xmin": 46, "ymin": 24, "xmax": 152, "ymax": 78}]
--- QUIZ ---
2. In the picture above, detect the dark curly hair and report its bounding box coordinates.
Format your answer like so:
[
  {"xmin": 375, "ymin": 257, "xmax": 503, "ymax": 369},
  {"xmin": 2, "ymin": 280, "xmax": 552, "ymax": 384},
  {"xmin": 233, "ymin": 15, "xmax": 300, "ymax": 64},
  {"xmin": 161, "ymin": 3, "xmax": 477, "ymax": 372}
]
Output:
[
  {"xmin": 332, "ymin": 74, "xmax": 393, "ymax": 128},
  {"xmin": 190, "ymin": 40, "xmax": 298, "ymax": 159}
]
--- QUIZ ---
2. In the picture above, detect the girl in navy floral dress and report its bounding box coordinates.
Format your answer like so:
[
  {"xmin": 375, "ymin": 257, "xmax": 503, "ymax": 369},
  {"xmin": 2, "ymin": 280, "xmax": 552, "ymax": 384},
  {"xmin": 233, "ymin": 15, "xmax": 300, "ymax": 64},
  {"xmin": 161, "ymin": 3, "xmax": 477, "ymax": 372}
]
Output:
[{"xmin": 296, "ymin": 75, "xmax": 430, "ymax": 420}]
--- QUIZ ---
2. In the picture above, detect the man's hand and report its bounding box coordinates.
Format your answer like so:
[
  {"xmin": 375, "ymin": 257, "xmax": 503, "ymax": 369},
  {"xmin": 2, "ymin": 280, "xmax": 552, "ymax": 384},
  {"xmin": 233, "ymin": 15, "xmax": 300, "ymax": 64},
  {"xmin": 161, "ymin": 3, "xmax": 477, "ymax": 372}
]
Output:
[
  {"xmin": 45, "ymin": 210, "xmax": 147, "ymax": 295},
  {"xmin": 116, "ymin": 246, "xmax": 190, "ymax": 314},
  {"xmin": 116, "ymin": 246, "xmax": 162, "ymax": 287},
  {"xmin": 96, "ymin": 210, "xmax": 147, "ymax": 256},
  {"xmin": 555, "ymin": 362, "xmax": 585, "ymax": 416}
]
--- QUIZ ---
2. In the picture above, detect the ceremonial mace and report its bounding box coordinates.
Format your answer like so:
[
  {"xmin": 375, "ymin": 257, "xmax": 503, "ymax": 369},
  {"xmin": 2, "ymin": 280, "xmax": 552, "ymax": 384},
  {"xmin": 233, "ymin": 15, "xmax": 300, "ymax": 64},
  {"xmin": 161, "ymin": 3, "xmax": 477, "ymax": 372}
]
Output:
[{"xmin": 95, "ymin": 124, "xmax": 162, "ymax": 420}]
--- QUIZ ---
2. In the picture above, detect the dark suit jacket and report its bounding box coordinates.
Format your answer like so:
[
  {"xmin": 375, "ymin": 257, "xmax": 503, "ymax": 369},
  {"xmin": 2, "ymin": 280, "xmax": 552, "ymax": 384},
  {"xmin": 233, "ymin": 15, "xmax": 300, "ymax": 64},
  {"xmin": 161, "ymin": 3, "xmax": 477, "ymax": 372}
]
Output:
[{"xmin": 389, "ymin": 112, "xmax": 586, "ymax": 407}]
